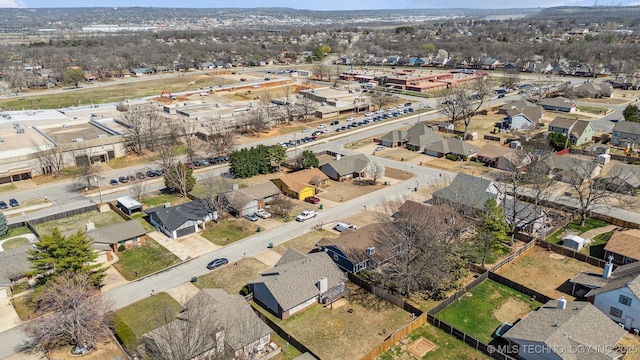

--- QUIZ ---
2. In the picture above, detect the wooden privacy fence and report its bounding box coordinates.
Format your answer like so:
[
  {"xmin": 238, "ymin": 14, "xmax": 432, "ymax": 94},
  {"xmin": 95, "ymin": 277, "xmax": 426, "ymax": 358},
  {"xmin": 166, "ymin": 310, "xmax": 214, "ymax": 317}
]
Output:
[
  {"xmin": 358, "ymin": 313, "xmax": 427, "ymax": 360},
  {"xmin": 536, "ymin": 240, "xmax": 610, "ymax": 268}
]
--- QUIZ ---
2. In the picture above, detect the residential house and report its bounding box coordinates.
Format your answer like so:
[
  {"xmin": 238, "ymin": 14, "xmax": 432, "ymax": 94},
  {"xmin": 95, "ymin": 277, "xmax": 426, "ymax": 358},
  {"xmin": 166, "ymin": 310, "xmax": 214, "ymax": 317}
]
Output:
[
  {"xmin": 146, "ymin": 198, "xmax": 218, "ymax": 239},
  {"xmin": 502, "ymin": 198, "xmax": 549, "ymax": 235},
  {"xmin": 423, "ymin": 138, "xmax": 480, "ymax": 160},
  {"xmin": 0, "ymin": 245, "xmax": 33, "ymax": 298},
  {"xmin": 248, "ymin": 248, "xmax": 347, "ymax": 319},
  {"xmin": 503, "ymin": 298, "xmax": 626, "ymax": 360},
  {"xmin": 548, "ymin": 117, "xmax": 595, "ymax": 146},
  {"xmin": 432, "ymin": 173, "xmax": 503, "ymax": 215},
  {"xmin": 393, "ymin": 200, "xmax": 473, "ymax": 238},
  {"xmin": 316, "ymin": 223, "xmax": 390, "ymax": 273},
  {"xmin": 477, "ymin": 144, "xmax": 515, "ymax": 169},
  {"xmin": 320, "ymin": 154, "xmax": 370, "ymax": 182},
  {"xmin": 524, "ymin": 62, "xmax": 554, "ymax": 73},
  {"xmin": 129, "ymin": 67, "xmax": 154, "ymax": 76},
  {"xmin": 497, "ymin": 100, "xmax": 544, "ymax": 131},
  {"xmin": 480, "ymin": 58, "xmax": 501, "ymax": 70},
  {"xmin": 88, "ymin": 220, "xmax": 146, "ymax": 252},
  {"xmin": 378, "ymin": 123, "xmax": 443, "ymax": 150},
  {"xmin": 219, "ymin": 182, "xmax": 282, "ymax": 216},
  {"xmin": 535, "ymin": 154, "xmax": 602, "ymax": 184},
  {"xmin": 600, "ymin": 163, "xmax": 640, "ymax": 195},
  {"xmin": 538, "ymin": 97, "xmax": 577, "ymax": 113},
  {"xmin": 571, "ymin": 260, "xmax": 640, "ymax": 330},
  {"xmin": 271, "ymin": 168, "xmax": 329, "ymax": 200},
  {"xmin": 379, "ymin": 129, "xmax": 406, "ymax": 148},
  {"xmin": 573, "ymin": 81, "xmax": 614, "ymax": 98},
  {"xmin": 604, "ymin": 229, "xmax": 640, "ymax": 265},
  {"xmin": 143, "ymin": 288, "xmax": 274, "ymax": 360},
  {"xmin": 612, "ymin": 121, "xmax": 640, "ymax": 149}
]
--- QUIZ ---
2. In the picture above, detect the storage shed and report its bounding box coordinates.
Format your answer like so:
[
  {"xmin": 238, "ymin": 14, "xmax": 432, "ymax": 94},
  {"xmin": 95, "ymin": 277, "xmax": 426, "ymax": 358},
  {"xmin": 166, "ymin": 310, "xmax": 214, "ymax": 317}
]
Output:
[
  {"xmin": 563, "ymin": 234, "xmax": 587, "ymax": 250},
  {"xmin": 117, "ymin": 196, "xmax": 143, "ymax": 216}
]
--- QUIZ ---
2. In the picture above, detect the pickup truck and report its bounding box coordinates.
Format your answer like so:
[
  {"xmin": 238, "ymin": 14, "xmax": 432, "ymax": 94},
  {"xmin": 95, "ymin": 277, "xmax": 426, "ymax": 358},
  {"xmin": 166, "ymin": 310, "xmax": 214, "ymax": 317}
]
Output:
[
  {"xmin": 255, "ymin": 209, "xmax": 272, "ymax": 219},
  {"xmin": 296, "ymin": 210, "xmax": 318, "ymax": 222}
]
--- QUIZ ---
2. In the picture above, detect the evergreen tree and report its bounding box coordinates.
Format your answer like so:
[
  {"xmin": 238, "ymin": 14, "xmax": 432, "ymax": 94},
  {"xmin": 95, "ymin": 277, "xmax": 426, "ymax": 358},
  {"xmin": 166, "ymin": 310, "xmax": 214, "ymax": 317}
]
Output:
[
  {"xmin": 475, "ymin": 199, "xmax": 510, "ymax": 267},
  {"xmin": 623, "ymin": 104, "xmax": 640, "ymax": 123},
  {"xmin": 0, "ymin": 212, "xmax": 7, "ymax": 238},
  {"xmin": 28, "ymin": 228, "xmax": 105, "ymax": 287}
]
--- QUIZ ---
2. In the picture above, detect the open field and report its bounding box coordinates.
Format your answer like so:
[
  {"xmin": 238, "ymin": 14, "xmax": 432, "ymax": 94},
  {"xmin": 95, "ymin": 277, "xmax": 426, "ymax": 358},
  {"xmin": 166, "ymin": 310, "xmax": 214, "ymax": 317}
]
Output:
[
  {"xmin": 318, "ymin": 178, "xmax": 384, "ymax": 203},
  {"xmin": 112, "ymin": 238, "xmax": 182, "ymax": 280},
  {"xmin": 113, "ymin": 292, "xmax": 182, "ymax": 352},
  {"xmin": 34, "ymin": 210, "xmax": 126, "ymax": 235},
  {"xmin": 496, "ymin": 245, "xmax": 604, "ymax": 301},
  {"xmin": 436, "ymin": 279, "xmax": 542, "ymax": 344},
  {"xmin": 272, "ymin": 284, "xmax": 413, "ymax": 360}
]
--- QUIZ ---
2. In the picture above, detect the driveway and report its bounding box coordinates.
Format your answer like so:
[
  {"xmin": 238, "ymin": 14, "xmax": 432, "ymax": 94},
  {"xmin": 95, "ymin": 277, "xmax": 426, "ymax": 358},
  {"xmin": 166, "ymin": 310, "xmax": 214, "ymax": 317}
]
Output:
[
  {"xmin": 149, "ymin": 231, "xmax": 220, "ymax": 261},
  {"xmin": 253, "ymin": 249, "xmax": 282, "ymax": 267},
  {"xmin": 100, "ymin": 266, "xmax": 129, "ymax": 293},
  {"xmin": 165, "ymin": 282, "xmax": 200, "ymax": 306},
  {"xmin": 0, "ymin": 298, "xmax": 21, "ymax": 333}
]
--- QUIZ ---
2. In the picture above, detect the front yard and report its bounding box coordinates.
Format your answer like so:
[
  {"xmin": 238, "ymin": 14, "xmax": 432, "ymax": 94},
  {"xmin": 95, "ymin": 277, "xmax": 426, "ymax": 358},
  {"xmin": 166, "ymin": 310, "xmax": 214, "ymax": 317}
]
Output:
[
  {"xmin": 200, "ymin": 217, "xmax": 258, "ymax": 245},
  {"xmin": 436, "ymin": 279, "xmax": 542, "ymax": 344},
  {"xmin": 195, "ymin": 257, "xmax": 270, "ymax": 295},
  {"xmin": 112, "ymin": 238, "xmax": 182, "ymax": 280}
]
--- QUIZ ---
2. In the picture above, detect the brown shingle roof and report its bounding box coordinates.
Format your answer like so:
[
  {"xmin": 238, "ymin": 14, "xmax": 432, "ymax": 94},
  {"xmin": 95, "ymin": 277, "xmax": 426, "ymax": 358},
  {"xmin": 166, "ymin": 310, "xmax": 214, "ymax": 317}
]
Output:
[
  {"xmin": 604, "ymin": 229, "xmax": 640, "ymax": 262},
  {"xmin": 277, "ymin": 168, "xmax": 328, "ymax": 193},
  {"xmin": 477, "ymin": 143, "xmax": 513, "ymax": 160}
]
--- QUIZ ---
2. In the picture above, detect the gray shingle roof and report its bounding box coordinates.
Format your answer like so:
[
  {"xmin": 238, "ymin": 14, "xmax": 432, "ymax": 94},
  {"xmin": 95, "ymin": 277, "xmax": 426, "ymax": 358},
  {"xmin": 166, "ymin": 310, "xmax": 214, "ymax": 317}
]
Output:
[
  {"xmin": 220, "ymin": 182, "xmax": 282, "ymax": 212},
  {"xmin": 613, "ymin": 121, "xmax": 640, "ymax": 135},
  {"xmin": 539, "ymin": 96, "xmax": 576, "ymax": 109},
  {"xmin": 406, "ymin": 124, "xmax": 443, "ymax": 147},
  {"xmin": 432, "ymin": 173, "xmax": 499, "ymax": 211},
  {"xmin": 601, "ymin": 163, "xmax": 640, "ymax": 189},
  {"xmin": 477, "ymin": 144, "xmax": 513, "ymax": 160},
  {"xmin": 88, "ymin": 220, "xmax": 146, "ymax": 245},
  {"xmin": 146, "ymin": 198, "xmax": 215, "ymax": 232},
  {"xmin": 380, "ymin": 129, "xmax": 407, "ymax": 144},
  {"xmin": 503, "ymin": 300, "xmax": 626, "ymax": 360},
  {"xmin": 322, "ymin": 154, "xmax": 371, "ymax": 176},
  {"xmin": 583, "ymin": 261, "xmax": 640, "ymax": 298},
  {"xmin": 548, "ymin": 117, "xmax": 593, "ymax": 139},
  {"xmin": 424, "ymin": 138, "xmax": 479, "ymax": 157},
  {"xmin": 250, "ymin": 249, "xmax": 346, "ymax": 311},
  {"xmin": 0, "ymin": 245, "xmax": 33, "ymax": 285}
]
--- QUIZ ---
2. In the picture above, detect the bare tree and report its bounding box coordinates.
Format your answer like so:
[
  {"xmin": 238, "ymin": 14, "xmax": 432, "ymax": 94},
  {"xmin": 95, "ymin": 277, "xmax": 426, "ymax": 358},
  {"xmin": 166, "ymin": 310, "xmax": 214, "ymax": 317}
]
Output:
[
  {"xmin": 202, "ymin": 118, "xmax": 237, "ymax": 158},
  {"xmin": 155, "ymin": 141, "xmax": 179, "ymax": 173},
  {"xmin": 31, "ymin": 139, "xmax": 65, "ymax": 177},
  {"xmin": 297, "ymin": 96, "xmax": 317, "ymax": 122},
  {"xmin": 502, "ymin": 69, "xmax": 520, "ymax": 91},
  {"xmin": 21, "ymin": 272, "xmax": 112, "ymax": 359},
  {"xmin": 240, "ymin": 108, "xmax": 270, "ymax": 137},
  {"xmin": 441, "ymin": 78, "xmax": 491, "ymax": 140},
  {"xmin": 269, "ymin": 194, "xmax": 293, "ymax": 218},
  {"xmin": 200, "ymin": 175, "xmax": 235, "ymax": 215},
  {"xmin": 128, "ymin": 179, "xmax": 149, "ymax": 203},
  {"xmin": 165, "ymin": 162, "xmax": 195, "ymax": 198},
  {"xmin": 312, "ymin": 63, "xmax": 327, "ymax": 81},
  {"xmin": 179, "ymin": 119, "xmax": 199, "ymax": 164},
  {"xmin": 122, "ymin": 105, "xmax": 148, "ymax": 156},
  {"xmin": 369, "ymin": 87, "xmax": 394, "ymax": 111},
  {"xmin": 72, "ymin": 148, "xmax": 100, "ymax": 191},
  {"xmin": 365, "ymin": 162, "xmax": 385, "ymax": 184}
]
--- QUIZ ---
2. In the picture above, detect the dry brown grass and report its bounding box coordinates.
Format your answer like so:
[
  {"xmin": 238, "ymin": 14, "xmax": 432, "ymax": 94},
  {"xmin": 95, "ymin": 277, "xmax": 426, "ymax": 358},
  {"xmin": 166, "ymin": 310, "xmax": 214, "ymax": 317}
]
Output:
[
  {"xmin": 496, "ymin": 245, "xmax": 603, "ymax": 300},
  {"xmin": 47, "ymin": 337, "xmax": 128, "ymax": 360},
  {"xmin": 273, "ymin": 229, "xmax": 337, "ymax": 255},
  {"xmin": 195, "ymin": 257, "xmax": 270, "ymax": 294},
  {"xmin": 317, "ymin": 179, "xmax": 384, "ymax": 202}
]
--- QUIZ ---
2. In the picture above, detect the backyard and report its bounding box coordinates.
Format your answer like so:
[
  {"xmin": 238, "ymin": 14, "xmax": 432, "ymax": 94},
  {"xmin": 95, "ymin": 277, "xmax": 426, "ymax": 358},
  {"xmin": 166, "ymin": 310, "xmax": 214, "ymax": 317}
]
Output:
[
  {"xmin": 436, "ymin": 279, "xmax": 542, "ymax": 344},
  {"xmin": 496, "ymin": 245, "xmax": 604, "ymax": 301},
  {"xmin": 547, "ymin": 217, "xmax": 611, "ymax": 244},
  {"xmin": 34, "ymin": 210, "xmax": 126, "ymax": 235},
  {"xmin": 112, "ymin": 238, "xmax": 182, "ymax": 280}
]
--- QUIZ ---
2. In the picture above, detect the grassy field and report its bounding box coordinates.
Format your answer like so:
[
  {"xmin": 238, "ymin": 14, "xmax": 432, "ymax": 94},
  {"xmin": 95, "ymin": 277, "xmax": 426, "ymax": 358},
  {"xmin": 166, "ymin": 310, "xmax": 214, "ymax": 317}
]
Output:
[
  {"xmin": 34, "ymin": 210, "xmax": 126, "ymax": 235},
  {"xmin": 200, "ymin": 218, "xmax": 258, "ymax": 245},
  {"xmin": 547, "ymin": 218, "xmax": 610, "ymax": 244},
  {"xmin": 0, "ymin": 183, "xmax": 17, "ymax": 193},
  {"xmin": 112, "ymin": 238, "xmax": 182, "ymax": 280},
  {"xmin": 1, "ymin": 237, "xmax": 30, "ymax": 250},
  {"xmin": 195, "ymin": 257, "xmax": 269, "ymax": 295},
  {"xmin": 141, "ymin": 193, "xmax": 191, "ymax": 208},
  {"xmin": 113, "ymin": 292, "xmax": 182, "ymax": 353},
  {"xmin": 436, "ymin": 279, "xmax": 542, "ymax": 344}
]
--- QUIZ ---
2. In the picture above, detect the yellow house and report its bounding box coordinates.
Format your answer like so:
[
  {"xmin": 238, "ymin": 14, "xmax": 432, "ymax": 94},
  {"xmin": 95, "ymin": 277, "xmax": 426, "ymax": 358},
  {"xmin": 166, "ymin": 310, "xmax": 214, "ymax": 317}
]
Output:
[{"xmin": 271, "ymin": 168, "xmax": 329, "ymax": 200}]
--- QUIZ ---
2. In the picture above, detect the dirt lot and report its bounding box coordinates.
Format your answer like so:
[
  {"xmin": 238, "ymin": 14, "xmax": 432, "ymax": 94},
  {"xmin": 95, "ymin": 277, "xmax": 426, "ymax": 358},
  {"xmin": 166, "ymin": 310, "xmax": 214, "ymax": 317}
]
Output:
[
  {"xmin": 496, "ymin": 245, "xmax": 603, "ymax": 301},
  {"xmin": 46, "ymin": 337, "xmax": 128, "ymax": 360},
  {"xmin": 280, "ymin": 284, "xmax": 413, "ymax": 360}
]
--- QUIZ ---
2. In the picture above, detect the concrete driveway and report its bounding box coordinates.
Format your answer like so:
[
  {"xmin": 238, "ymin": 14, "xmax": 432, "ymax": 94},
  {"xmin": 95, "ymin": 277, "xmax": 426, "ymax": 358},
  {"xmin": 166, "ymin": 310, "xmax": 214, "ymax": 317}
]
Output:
[
  {"xmin": 165, "ymin": 282, "xmax": 201, "ymax": 306},
  {"xmin": 0, "ymin": 298, "xmax": 21, "ymax": 333},
  {"xmin": 253, "ymin": 249, "xmax": 282, "ymax": 267},
  {"xmin": 149, "ymin": 231, "xmax": 220, "ymax": 261}
]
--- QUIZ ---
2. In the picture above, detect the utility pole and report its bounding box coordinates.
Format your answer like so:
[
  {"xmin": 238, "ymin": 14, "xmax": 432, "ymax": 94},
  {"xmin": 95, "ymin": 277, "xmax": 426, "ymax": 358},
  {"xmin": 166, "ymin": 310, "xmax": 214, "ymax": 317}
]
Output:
[{"xmin": 94, "ymin": 176, "xmax": 103, "ymax": 203}]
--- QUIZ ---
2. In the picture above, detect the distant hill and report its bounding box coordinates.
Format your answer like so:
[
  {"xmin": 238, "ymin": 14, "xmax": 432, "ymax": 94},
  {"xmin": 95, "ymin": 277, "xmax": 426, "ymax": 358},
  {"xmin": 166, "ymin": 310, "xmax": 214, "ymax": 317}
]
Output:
[{"xmin": 533, "ymin": 5, "xmax": 640, "ymax": 22}]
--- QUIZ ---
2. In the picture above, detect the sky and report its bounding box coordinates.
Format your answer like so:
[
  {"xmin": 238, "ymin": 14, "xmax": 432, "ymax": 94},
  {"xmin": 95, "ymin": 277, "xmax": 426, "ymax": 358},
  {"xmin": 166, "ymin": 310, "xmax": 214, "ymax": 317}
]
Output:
[{"xmin": 0, "ymin": 0, "xmax": 637, "ymax": 10}]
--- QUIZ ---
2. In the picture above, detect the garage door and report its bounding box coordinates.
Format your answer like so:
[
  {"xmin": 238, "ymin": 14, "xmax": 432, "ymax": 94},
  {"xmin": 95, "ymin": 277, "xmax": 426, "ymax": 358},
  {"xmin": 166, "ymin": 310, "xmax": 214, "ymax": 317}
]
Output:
[{"xmin": 176, "ymin": 226, "xmax": 195, "ymax": 238}]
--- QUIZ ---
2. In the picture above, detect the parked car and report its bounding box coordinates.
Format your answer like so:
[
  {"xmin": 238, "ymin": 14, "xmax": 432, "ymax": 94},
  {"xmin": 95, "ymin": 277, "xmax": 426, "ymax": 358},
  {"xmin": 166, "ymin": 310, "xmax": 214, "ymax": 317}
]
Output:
[
  {"xmin": 305, "ymin": 196, "xmax": 321, "ymax": 204},
  {"xmin": 375, "ymin": 145, "xmax": 386, "ymax": 151},
  {"xmin": 334, "ymin": 222, "xmax": 357, "ymax": 232},
  {"xmin": 0, "ymin": 201, "xmax": 7, "ymax": 210},
  {"xmin": 136, "ymin": 172, "xmax": 146, "ymax": 179},
  {"xmin": 9, "ymin": 199, "xmax": 19, "ymax": 207},
  {"xmin": 127, "ymin": 175, "xmax": 136, "ymax": 182},
  {"xmin": 301, "ymin": 128, "xmax": 311, "ymax": 133},
  {"xmin": 146, "ymin": 170, "xmax": 156, "ymax": 178},
  {"xmin": 118, "ymin": 176, "xmax": 128, "ymax": 183},
  {"xmin": 317, "ymin": 124, "xmax": 327, "ymax": 129},
  {"xmin": 255, "ymin": 209, "xmax": 272, "ymax": 219},
  {"xmin": 110, "ymin": 179, "xmax": 118, "ymax": 186},
  {"xmin": 206, "ymin": 258, "xmax": 229, "ymax": 270},
  {"xmin": 244, "ymin": 213, "xmax": 259, "ymax": 222},
  {"xmin": 330, "ymin": 120, "xmax": 339, "ymax": 126},
  {"xmin": 312, "ymin": 131, "xmax": 323, "ymax": 136},
  {"xmin": 296, "ymin": 210, "xmax": 318, "ymax": 222},
  {"xmin": 346, "ymin": 117, "xmax": 355, "ymax": 122}
]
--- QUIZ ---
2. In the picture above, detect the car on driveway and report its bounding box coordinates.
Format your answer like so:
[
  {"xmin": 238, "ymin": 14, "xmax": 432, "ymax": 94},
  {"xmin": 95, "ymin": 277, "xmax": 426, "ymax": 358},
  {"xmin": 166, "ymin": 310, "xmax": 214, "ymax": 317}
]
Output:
[
  {"xmin": 304, "ymin": 196, "xmax": 321, "ymax": 204},
  {"xmin": 206, "ymin": 258, "xmax": 229, "ymax": 270},
  {"xmin": 244, "ymin": 213, "xmax": 259, "ymax": 222},
  {"xmin": 110, "ymin": 179, "xmax": 118, "ymax": 186},
  {"xmin": 9, "ymin": 199, "xmax": 19, "ymax": 207},
  {"xmin": 255, "ymin": 209, "xmax": 272, "ymax": 219},
  {"xmin": 296, "ymin": 210, "xmax": 318, "ymax": 222}
]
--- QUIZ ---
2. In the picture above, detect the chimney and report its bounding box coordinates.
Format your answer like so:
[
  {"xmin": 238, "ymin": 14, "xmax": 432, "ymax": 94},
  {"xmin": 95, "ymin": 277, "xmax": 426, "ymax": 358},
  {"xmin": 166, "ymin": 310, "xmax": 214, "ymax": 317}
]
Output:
[
  {"xmin": 336, "ymin": 153, "xmax": 341, "ymax": 160},
  {"xmin": 603, "ymin": 256, "xmax": 614, "ymax": 279},
  {"xmin": 557, "ymin": 297, "xmax": 567, "ymax": 310},
  {"xmin": 317, "ymin": 277, "xmax": 328, "ymax": 294}
]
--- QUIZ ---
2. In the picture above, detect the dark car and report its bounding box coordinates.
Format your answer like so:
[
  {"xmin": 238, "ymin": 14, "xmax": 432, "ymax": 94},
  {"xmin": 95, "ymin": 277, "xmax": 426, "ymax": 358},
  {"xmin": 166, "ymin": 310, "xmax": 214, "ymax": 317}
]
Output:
[
  {"xmin": 206, "ymin": 258, "xmax": 229, "ymax": 270},
  {"xmin": 136, "ymin": 172, "xmax": 146, "ymax": 179},
  {"xmin": 110, "ymin": 179, "xmax": 118, "ymax": 186},
  {"xmin": 118, "ymin": 176, "xmax": 128, "ymax": 183},
  {"xmin": 0, "ymin": 201, "xmax": 6, "ymax": 210},
  {"xmin": 127, "ymin": 175, "xmax": 136, "ymax": 182},
  {"xmin": 330, "ymin": 120, "xmax": 339, "ymax": 125},
  {"xmin": 146, "ymin": 170, "xmax": 156, "ymax": 178},
  {"xmin": 9, "ymin": 199, "xmax": 19, "ymax": 207},
  {"xmin": 305, "ymin": 196, "xmax": 321, "ymax": 204},
  {"xmin": 244, "ymin": 213, "xmax": 259, "ymax": 222}
]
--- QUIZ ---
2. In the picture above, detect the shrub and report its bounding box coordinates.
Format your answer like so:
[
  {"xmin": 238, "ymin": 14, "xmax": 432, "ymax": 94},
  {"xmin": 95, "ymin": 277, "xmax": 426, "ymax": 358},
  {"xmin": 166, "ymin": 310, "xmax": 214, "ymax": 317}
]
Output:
[
  {"xmin": 445, "ymin": 154, "xmax": 460, "ymax": 161},
  {"xmin": 240, "ymin": 286, "xmax": 249, "ymax": 296},
  {"xmin": 111, "ymin": 315, "xmax": 137, "ymax": 352},
  {"xmin": 118, "ymin": 244, "xmax": 126, "ymax": 252}
]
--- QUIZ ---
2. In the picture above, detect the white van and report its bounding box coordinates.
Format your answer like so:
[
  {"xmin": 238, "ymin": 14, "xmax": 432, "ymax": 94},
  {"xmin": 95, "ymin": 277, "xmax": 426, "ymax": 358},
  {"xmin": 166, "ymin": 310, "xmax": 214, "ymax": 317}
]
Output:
[{"xmin": 334, "ymin": 222, "xmax": 357, "ymax": 232}]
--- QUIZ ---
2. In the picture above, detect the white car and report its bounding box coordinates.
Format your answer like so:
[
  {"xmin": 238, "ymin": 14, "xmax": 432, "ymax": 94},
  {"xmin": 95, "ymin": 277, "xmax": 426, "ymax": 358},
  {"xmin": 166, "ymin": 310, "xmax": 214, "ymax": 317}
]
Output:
[
  {"xmin": 301, "ymin": 128, "xmax": 311, "ymax": 133},
  {"xmin": 334, "ymin": 222, "xmax": 357, "ymax": 232},
  {"xmin": 387, "ymin": 106, "xmax": 395, "ymax": 111},
  {"xmin": 323, "ymin": 128, "xmax": 332, "ymax": 133},
  {"xmin": 346, "ymin": 117, "xmax": 355, "ymax": 122},
  {"xmin": 296, "ymin": 210, "xmax": 318, "ymax": 222},
  {"xmin": 397, "ymin": 104, "xmax": 404, "ymax": 108},
  {"xmin": 365, "ymin": 112, "xmax": 374, "ymax": 117},
  {"xmin": 317, "ymin": 124, "xmax": 327, "ymax": 129},
  {"xmin": 376, "ymin": 109, "xmax": 384, "ymax": 114},
  {"xmin": 255, "ymin": 209, "xmax": 272, "ymax": 219}
]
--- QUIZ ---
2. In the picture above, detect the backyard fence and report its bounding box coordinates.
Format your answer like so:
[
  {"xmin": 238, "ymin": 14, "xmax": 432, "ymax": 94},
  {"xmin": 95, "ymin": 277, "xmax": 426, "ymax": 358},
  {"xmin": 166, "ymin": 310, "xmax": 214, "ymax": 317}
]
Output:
[
  {"xmin": 358, "ymin": 313, "xmax": 427, "ymax": 360},
  {"xmin": 347, "ymin": 273, "xmax": 423, "ymax": 315},
  {"xmin": 535, "ymin": 240, "xmax": 611, "ymax": 268},
  {"xmin": 487, "ymin": 272, "xmax": 553, "ymax": 304},
  {"xmin": 108, "ymin": 201, "xmax": 133, "ymax": 221},
  {"xmin": 489, "ymin": 238, "xmax": 537, "ymax": 273},
  {"xmin": 23, "ymin": 204, "xmax": 97, "ymax": 227}
]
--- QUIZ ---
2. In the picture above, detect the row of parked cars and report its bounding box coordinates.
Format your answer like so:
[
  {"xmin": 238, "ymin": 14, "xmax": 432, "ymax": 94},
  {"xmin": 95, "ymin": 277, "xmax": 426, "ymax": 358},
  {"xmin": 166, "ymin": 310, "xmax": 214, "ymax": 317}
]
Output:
[
  {"xmin": 0, "ymin": 198, "xmax": 19, "ymax": 210},
  {"xmin": 110, "ymin": 169, "xmax": 165, "ymax": 185},
  {"xmin": 278, "ymin": 135, "xmax": 318, "ymax": 148},
  {"xmin": 191, "ymin": 156, "xmax": 229, "ymax": 168}
]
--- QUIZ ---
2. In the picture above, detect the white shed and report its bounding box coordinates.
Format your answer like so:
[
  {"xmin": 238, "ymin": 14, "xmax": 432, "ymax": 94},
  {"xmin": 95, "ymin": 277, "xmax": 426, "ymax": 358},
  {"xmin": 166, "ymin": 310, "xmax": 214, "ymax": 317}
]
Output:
[
  {"xmin": 598, "ymin": 153, "xmax": 611, "ymax": 165},
  {"xmin": 563, "ymin": 234, "xmax": 586, "ymax": 250}
]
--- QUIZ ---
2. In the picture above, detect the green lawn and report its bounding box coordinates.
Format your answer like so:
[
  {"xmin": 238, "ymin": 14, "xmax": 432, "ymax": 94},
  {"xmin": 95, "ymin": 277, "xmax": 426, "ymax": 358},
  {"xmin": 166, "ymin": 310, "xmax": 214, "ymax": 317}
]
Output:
[
  {"xmin": 200, "ymin": 218, "xmax": 257, "ymax": 245},
  {"xmin": 113, "ymin": 293, "xmax": 182, "ymax": 353},
  {"xmin": 1, "ymin": 237, "xmax": 30, "ymax": 250},
  {"xmin": 583, "ymin": 231, "xmax": 612, "ymax": 259},
  {"xmin": 577, "ymin": 105, "xmax": 609, "ymax": 115},
  {"xmin": 113, "ymin": 239, "xmax": 181, "ymax": 280},
  {"xmin": 378, "ymin": 323, "xmax": 488, "ymax": 360},
  {"xmin": 436, "ymin": 279, "xmax": 542, "ymax": 344},
  {"xmin": 547, "ymin": 218, "xmax": 610, "ymax": 244},
  {"xmin": 35, "ymin": 210, "xmax": 126, "ymax": 235},
  {"xmin": 0, "ymin": 227, "xmax": 32, "ymax": 240},
  {"xmin": 142, "ymin": 193, "xmax": 188, "ymax": 208},
  {"xmin": 0, "ymin": 183, "xmax": 17, "ymax": 193}
]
